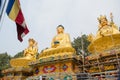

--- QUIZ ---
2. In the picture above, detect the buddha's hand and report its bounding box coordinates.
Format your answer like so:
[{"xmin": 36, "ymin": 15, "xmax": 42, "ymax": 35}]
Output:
[
  {"xmin": 54, "ymin": 41, "xmax": 59, "ymax": 44},
  {"xmin": 24, "ymin": 49, "xmax": 27, "ymax": 53},
  {"xmin": 52, "ymin": 41, "xmax": 59, "ymax": 48}
]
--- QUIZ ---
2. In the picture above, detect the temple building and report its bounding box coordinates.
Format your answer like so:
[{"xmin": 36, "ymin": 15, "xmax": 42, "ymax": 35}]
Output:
[{"xmin": 2, "ymin": 13, "xmax": 120, "ymax": 80}]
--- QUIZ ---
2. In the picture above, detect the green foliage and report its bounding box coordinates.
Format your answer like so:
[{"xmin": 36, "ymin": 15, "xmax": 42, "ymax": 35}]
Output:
[
  {"xmin": 0, "ymin": 51, "xmax": 24, "ymax": 77},
  {"xmin": 13, "ymin": 51, "xmax": 24, "ymax": 58},
  {"xmin": 72, "ymin": 34, "xmax": 90, "ymax": 56},
  {"xmin": 0, "ymin": 52, "xmax": 11, "ymax": 77}
]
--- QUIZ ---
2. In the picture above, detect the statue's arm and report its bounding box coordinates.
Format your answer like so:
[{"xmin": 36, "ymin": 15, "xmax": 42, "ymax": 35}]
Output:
[
  {"xmin": 24, "ymin": 48, "xmax": 28, "ymax": 56},
  {"xmin": 51, "ymin": 37, "xmax": 55, "ymax": 48},
  {"xmin": 64, "ymin": 33, "xmax": 72, "ymax": 47},
  {"xmin": 34, "ymin": 42, "xmax": 38, "ymax": 52},
  {"xmin": 66, "ymin": 33, "xmax": 71, "ymax": 43}
]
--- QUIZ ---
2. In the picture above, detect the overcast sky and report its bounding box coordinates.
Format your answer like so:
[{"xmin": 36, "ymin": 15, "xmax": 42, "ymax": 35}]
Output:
[{"xmin": 0, "ymin": 0, "xmax": 120, "ymax": 56}]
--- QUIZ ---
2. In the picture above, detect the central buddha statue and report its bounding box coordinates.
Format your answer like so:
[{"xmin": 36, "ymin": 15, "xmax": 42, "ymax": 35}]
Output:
[
  {"xmin": 39, "ymin": 25, "xmax": 75, "ymax": 58},
  {"xmin": 51, "ymin": 25, "xmax": 72, "ymax": 48}
]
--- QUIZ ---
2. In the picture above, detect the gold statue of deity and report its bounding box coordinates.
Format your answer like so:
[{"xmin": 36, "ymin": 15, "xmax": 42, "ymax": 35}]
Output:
[
  {"xmin": 88, "ymin": 13, "xmax": 120, "ymax": 53},
  {"xmin": 51, "ymin": 25, "xmax": 72, "ymax": 48},
  {"xmin": 88, "ymin": 13, "xmax": 120, "ymax": 42},
  {"xmin": 96, "ymin": 14, "xmax": 119, "ymax": 39},
  {"xmin": 24, "ymin": 38, "xmax": 38, "ymax": 59},
  {"xmin": 10, "ymin": 38, "xmax": 38, "ymax": 67},
  {"xmin": 39, "ymin": 25, "xmax": 75, "ymax": 59}
]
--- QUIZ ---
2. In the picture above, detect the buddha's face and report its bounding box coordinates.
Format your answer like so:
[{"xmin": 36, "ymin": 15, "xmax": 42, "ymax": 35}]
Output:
[
  {"xmin": 57, "ymin": 26, "xmax": 64, "ymax": 34},
  {"xmin": 29, "ymin": 40, "xmax": 34, "ymax": 46}
]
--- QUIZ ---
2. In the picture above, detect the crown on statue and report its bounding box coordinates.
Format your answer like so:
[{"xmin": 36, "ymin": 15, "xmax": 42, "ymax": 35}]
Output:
[
  {"xmin": 97, "ymin": 15, "xmax": 107, "ymax": 23},
  {"xmin": 29, "ymin": 38, "xmax": 36, "ymax": 44}
]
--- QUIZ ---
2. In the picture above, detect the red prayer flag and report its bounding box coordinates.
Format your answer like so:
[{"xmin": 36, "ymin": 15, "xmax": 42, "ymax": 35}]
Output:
[{"xmin": 6, "ymin": 0, "xmax": 29, "ymax": 42}]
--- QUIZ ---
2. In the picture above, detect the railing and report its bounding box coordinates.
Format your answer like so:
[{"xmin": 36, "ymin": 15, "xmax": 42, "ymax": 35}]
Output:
[{"xmin": 26, "ymin": 70, "xmax": 120, "ymax": 80}]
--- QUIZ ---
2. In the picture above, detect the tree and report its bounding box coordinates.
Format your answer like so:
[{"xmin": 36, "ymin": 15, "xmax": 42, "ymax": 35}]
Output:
[
  {"xmin": 72, "ymin": 34, "xmax": 90, "ymax": 56},
  {"xmin": 0, "ymin": 52, "xmax": 11, "ymax": 77},
  {"xmin": 13, "ymin": 51, "xmax": 24, "ymax": 58}
]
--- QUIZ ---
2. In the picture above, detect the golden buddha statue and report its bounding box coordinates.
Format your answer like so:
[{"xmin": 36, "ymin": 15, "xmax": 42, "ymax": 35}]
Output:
[
  {"xmin": 10, "ymin": 38, "xmax": 38, "ymax": 67},
  {"xmin": 39, "ymin": 25, "xmax": 75, "ymax": 59},
  {"xmin": 88, "ymin": 13, "xmax": 120, "ymax": 53},
  {"xmin": 51, "ymin": 25, "xmax": 72, "ymax": 48}
]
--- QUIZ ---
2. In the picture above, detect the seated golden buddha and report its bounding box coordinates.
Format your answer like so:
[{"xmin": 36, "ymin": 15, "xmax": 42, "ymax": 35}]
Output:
[
  {"xmin": 51, "ymin": 25, "xmax": 72, "ymax": 48},
  {"xmin": 10, "ymin": 38, "xmax": 38, "ymax": 67},
  {"xmin": 39, "ymin": 25, "xmax": 75, "ymax": 58}
]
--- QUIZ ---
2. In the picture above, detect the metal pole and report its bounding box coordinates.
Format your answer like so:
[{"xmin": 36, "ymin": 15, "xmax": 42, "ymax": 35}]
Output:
[
  {"xmin": 93, "ymin": 44, "xmax": 102, "ymax": 78},
  {"xmin": 0, "ymin": 0, "xmax": 7, "ymax": 32},
  {"xmin": 110, "ymin": 35, "xmax": 120, "ymax": 68},
  {"xmin": 80, "ymin": 33, "xmax": 85, "ymax": 73},
  {"xmin": 0, "ymin": 0, "xmax": 7, "ymax": 22},
  {"xmin": 109, "ymin": 13, "xmax": 120, "ymax": 68}
]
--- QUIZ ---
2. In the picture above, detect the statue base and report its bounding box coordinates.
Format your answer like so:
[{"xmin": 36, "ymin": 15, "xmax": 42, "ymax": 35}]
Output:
[
  {"xmin": 39, "ymin": 47, "xmax": 75, "ymax": 59},
  {"xmin": 10, "ymin": 58, "xmax": 36, "ymax": 67},
  {"xmin": 88, "ymin": 33, "xmax": 120, "ymax": 53}
]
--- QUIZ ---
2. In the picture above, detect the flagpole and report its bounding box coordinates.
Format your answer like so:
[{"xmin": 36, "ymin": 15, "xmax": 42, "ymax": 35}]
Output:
[{"xmin": 0, "ymin": 0, "xmax": 7, "ymax": 22}]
